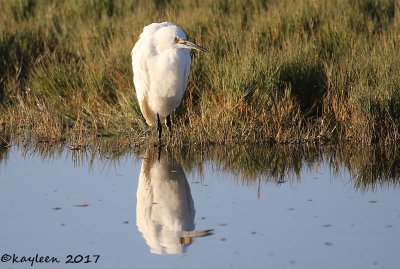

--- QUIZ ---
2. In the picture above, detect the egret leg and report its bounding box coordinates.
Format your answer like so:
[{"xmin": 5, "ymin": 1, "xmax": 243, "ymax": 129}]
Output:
[
  {"xmin": 156, "ymin": 113, "xmax": 162, "ymax": 144},
  {"xmin": 166, "ymin": 115, "xmax": 172, "ymax": 135},
  {"xmin": 157, "ymin": 144, "xmax": 162, "ymax": 161}
]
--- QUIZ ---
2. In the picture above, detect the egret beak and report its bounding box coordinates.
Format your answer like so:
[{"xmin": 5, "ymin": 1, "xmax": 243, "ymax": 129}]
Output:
[{"xmin": 178, "ymin": 39, "xmax": 208, "ymax": 52}]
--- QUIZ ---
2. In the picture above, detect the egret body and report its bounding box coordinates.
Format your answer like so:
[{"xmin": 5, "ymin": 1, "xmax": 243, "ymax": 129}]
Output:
[{"xmin": 131, "ymin": 22, "xmax": 207, "ymax": 142}]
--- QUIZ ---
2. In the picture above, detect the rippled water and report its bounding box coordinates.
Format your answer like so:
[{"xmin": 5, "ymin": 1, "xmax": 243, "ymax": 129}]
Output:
[{"xmin": 0, "ymin": 144, "xmax": 399, "ymax": 269}]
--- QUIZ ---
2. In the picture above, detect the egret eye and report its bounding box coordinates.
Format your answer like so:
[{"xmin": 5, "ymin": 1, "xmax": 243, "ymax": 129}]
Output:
[{"xmin": 174, "ymin": 37, "xmax": 185, "ymax": 44}]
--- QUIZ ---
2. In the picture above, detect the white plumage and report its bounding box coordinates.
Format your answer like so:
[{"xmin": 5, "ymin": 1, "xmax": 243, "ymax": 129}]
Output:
[{"xmin": 131, "ymin": 22, "xmax": 207, "ymax": 140}]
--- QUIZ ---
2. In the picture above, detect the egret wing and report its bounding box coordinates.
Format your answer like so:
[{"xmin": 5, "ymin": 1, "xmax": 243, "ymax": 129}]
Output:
[{"xmin": 132, "ymin": 33, "xmax": 155, "ymax": 125}]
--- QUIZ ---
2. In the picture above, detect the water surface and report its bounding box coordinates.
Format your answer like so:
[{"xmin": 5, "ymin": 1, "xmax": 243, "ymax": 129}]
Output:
[{"xmin": 0, "ymin": 144, "xmax": 399, "ymax": 269}]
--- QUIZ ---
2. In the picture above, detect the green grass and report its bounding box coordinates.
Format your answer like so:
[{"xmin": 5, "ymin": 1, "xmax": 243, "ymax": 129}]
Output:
[{"xmin": 0, "ymin": 0, "xmax": 399, "ymax": 145}]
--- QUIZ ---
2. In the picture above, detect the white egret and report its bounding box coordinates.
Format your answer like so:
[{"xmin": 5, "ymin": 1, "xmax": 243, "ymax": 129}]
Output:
[
  {"xmin": 131, "ymin": 22, "xmax": 207, "ymax": 142},
  {"xmin": 136, "ymin": 148, "xmax": 213, "ymax": 254}
]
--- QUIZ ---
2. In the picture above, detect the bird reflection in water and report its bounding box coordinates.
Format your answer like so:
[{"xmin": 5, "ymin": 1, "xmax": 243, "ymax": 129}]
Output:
[{"xmin": 136, "ymin": 148, "xmax": 213, "ymax": 254}]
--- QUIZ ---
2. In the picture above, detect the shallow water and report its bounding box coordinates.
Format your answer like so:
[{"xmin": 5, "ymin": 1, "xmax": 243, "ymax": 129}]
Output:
[{"xmin": 0, "ymin": 144, "xmax": 399, "ymax": 269}]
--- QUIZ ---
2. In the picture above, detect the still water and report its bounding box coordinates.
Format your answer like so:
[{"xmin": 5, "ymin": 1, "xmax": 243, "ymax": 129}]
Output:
[{"xmin": 0, "ymin": 144, "xmax": 399, "ymax": 269}]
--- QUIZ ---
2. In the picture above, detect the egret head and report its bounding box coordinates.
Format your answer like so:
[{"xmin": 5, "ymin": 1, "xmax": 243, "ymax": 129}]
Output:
[
  {"xmin": 174, "ymin": 36, "xmax": 208, "ymax": 52},
  {"xmin": 148, "ymin": 23, "xmax": 208, "ymax": 53}
]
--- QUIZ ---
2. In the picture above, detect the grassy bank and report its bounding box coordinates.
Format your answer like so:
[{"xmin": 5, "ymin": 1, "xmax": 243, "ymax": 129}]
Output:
[{"xmin": 1, "ymin": 0, "xmax": 399, "ymax": 145}]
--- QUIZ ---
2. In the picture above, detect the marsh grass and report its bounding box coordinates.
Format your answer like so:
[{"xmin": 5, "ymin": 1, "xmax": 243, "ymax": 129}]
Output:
[{"xmin": 0, "ymin": 0, "xmax": 399, "ymax": 145}]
